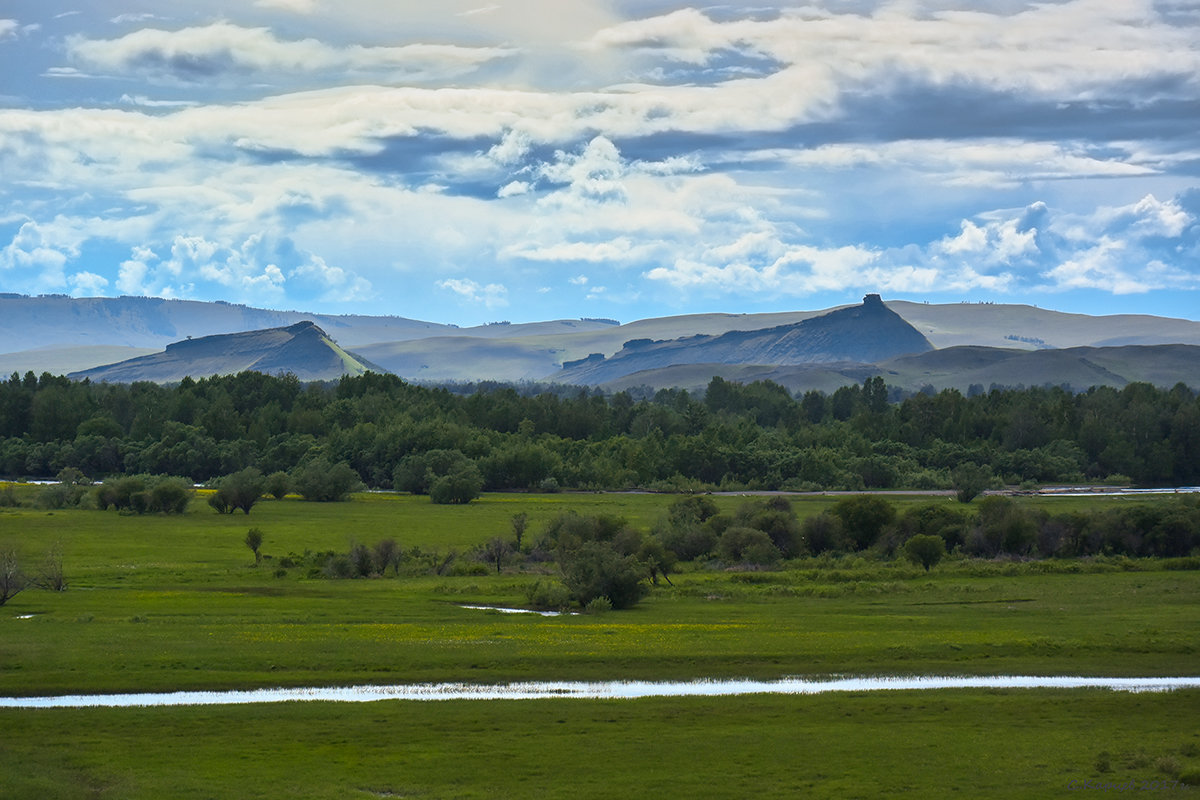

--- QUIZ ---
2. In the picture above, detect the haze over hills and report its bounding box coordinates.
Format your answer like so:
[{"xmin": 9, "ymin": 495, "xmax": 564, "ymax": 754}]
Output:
[
  {"xmin": 553, "ymin": 294, "xmax": 933, "ymax": 385},
  {"xmin": 69, "ymin": 322, "xmax": 381, "ymax": 383},
  {"xmin": 6, "ymin": 293, "xmax": 1200, "ymax": 392}
]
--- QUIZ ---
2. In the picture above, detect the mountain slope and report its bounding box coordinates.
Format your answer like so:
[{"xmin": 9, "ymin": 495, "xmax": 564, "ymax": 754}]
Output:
[
  {"xmin": 553, "ymin": 295, "xmax": 933, "ymax": 385},
  {"xmin": 69, "ymin": 322, "xmax": 382, "ymax": 383}
]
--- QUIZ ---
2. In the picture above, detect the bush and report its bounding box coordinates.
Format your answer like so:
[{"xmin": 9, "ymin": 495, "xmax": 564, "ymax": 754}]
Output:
[
  {"xmin": 293, "ymin": 458, "xmax": 362, "ymax": 502},
  {"xmin": 265, "ymin": 471, "xmax": 291, "ymax": 499},
  {"xmin": 210, "ymin": 467, "xmax": 266, "ymax": 515},
  {"xmin": 832, "ymin": 495, "xmax": 896, "ymax": 551},
  {"xmin": 903, "ymin": 534, "xmax": 946, "ymax": 571},
  {"xmin": 717, "ymin": 526, "xmax": 781, "ymax": 565},
  {"xmin": 429, "ymin": 465, "xmax": 483, "ymax": 505},
  {"xmin": 559, "ymin": 541, "xmax": 648, "ymax": 610},
  {"xmin": 525, "ymin": 579, "xmax": 571, "ymax": 611}
]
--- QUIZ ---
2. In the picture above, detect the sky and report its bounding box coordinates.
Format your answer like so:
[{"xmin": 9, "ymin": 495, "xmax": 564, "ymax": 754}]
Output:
[{"xmin": 1, "ymin": 1, "xmax": 1199, "ymax": 326}]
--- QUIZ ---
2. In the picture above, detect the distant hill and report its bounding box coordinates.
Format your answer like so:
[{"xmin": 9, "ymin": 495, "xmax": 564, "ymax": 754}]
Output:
[
  {"xmin": 69, "ymin": 321, "xmax": 382, "ymax": 383},
  {"xmin": 598, "ymin": 344, "xmax": 1200, "ymax": 395},
  {"xmin": 7, "ymin": 293, "xmax": 1200, "ymax": 390},
  {"xmin": 552, "ymin": 295, "xmax": 933, "ymax": 385}
]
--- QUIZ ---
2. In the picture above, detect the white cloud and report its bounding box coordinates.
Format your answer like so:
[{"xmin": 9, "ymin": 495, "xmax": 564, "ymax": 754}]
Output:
[
  {"xmin": 437, "ymin": 278, "xmax": 509, "ymax": 308},
  {"xmin": 497, "ymin": 181, "xmax": 531, "ymax": 198},
  {"xmin": 255, "ymin": 0, "xmax": 319, "ymax": 13},
  {"xmin": 67, "ymin": 23, "xmax": 516, "ymax": 84},
  {"xmin": 69, "ymin": 271, "xmax": 109, "ymax": 297},
  {"xmin": 0, "ymin": 20, "xmax": 19, "ymax": 41}
]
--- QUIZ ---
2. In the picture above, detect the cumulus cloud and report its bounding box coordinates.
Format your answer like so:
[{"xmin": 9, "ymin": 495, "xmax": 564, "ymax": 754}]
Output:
[
  {"xmin": 0, "ymin": 20, "xmax": 19, "ymax": 41},
  {"xmin": 67, "ymin": 22, "xmax": 516, "ymax": 84},
  {"xmin": 437, "ymin": 278, "xmax": 508, "ymax": 308}
]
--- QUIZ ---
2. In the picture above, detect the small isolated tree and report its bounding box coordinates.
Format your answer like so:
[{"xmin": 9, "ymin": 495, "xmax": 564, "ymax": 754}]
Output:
[
  {"xmin": 429, "ymin": 465, "xmax": 483, "ymax": 505},
  {"xmin": 244, "ymin": 528, "xmax": 264, "ymax": 565},
  {"xmin": 903, "ymin": 534, "xmax": 946, "ymax": 571},
  {"xmin": 373, "ymin": 538, "xmax": 402, "ymax": 576},
  {"xmin": 559, "ymin": 541, "xmax": 648, "ymax": 610},
  {"xmin": 952, "ymin": 463, "xmax": 993, "ymax": 504},
  {"xmin": 293, "ymin": 458, "xmax": 362, "ymax": 502},
  {"xmin": 832, "ymin": 495, "xmax": 896, "ymax": 551},
  {"xmin": 265, "ymin": 471, "xmax": 292, "ymax": 500},
  {"xmin": 212, "ymin": 467, "xmax": 266, "ymax": 515},
  {"xmin": 0, "ymin": 547, "xmax": 27, "ymax": 606},
  {"xmin": 511, "ymin": 512, "xmax": 529, "ymax": 550},
  {"xmin": 483, "ymin": 536, "xmax": 513, "ymax": 574},
  {"xmin": 34, "ymin": 542, "xmax": 66, "ymax": 591}
]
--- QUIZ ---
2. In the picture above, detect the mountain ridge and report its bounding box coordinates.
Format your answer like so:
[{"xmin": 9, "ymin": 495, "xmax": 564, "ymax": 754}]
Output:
[{"xmin": 69, "ymin": 321, "xmax": 382, "ymax": 383}]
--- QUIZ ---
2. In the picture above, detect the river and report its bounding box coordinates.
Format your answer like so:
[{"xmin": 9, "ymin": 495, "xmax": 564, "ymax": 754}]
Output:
[{"xmin": 3, "ymin": 675, "xmax": 1198, "ymax": 709}]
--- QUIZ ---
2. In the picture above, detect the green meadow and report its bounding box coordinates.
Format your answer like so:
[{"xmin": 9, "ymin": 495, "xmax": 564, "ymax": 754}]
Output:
[{"xmin": 2, "ymin": 489, "xmax": 1198, "ymax": 797}]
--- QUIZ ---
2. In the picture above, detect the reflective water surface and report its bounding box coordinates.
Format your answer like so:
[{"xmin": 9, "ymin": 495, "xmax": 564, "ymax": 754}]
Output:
[{"xmin": 4, "ymin": 676, "xmax": 1198, "ymax": 709}]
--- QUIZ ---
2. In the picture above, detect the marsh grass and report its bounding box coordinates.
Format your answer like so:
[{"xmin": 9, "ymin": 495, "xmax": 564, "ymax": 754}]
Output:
[{"xmin": 1, "ymin": 489, "xmax": 1197, "ymax": 797}]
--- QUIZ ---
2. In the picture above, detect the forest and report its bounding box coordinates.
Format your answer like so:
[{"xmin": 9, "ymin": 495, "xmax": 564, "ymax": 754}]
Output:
[{"xmin": 0, "ymin": 369, "xmax": 1198, "ymax": 491}]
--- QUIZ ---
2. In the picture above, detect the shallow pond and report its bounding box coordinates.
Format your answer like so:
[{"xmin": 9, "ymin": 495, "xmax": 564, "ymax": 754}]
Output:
[{"xmin": 3, "ymin": 675, "xmax": 1198, "ymax": 709}]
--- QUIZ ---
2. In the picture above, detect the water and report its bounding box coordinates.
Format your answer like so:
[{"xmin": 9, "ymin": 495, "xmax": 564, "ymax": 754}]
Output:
[{"xmin": 3, "ymin": 676, "xmax": 1198, "ymax": 709}]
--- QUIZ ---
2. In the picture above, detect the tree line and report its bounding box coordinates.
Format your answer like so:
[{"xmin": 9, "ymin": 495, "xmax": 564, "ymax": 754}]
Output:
[{"xmin": 1, "ymin": 370, "xmax": 1199, "ymax": 492}]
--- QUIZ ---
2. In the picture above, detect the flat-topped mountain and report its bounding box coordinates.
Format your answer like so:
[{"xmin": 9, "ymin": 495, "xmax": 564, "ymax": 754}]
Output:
[
  {"xmin": 553, "ymin": 295, "xmax": 934, "ymax": 385},
  {"xmin": 69, "ymin": 321, "xmax": 381, "ymax": 383}
]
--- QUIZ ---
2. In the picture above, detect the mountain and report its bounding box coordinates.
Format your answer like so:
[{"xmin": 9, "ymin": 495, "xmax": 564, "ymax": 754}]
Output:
[
  {"xmin": 552, "ymin": 294, "xmax": 933, "ymax": 385},
  {"xmin": 592, "ymin": 344, "xmax": 1200, "ymax": 395},
  {"xmin": 69, "ymin": 321, "xmax": 382, "ymax": 383}
]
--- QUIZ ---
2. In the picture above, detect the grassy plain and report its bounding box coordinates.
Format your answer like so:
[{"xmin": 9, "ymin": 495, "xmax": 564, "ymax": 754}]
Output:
[{"xmin": 1, "ymin": 489, "xmax": 1198, "ymax": 797}]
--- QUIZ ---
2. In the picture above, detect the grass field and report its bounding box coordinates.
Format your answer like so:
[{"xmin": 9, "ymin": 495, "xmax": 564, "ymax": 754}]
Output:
[{"xmin": 1, "ymin": 489, "xmax": 1198, "ymax": 797}]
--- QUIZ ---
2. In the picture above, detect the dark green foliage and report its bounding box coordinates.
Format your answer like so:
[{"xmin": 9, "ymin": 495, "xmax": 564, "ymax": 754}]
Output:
[
  {"xmin": 832, "ymin": 495, "xmax": 896, "ymax": 550},
  {"xmin": 94, "ymin": 474, "xmax": 193, "ymax": 514},
  {"xmin": 801, "ymin": 513, "xmax": 847, "ymax": 554},
  {"xmin": 969, "ymin": 496, "xmax": 1039, "ymax": 556},
  {"xmin": 292, "ymin": 458, "xmax": 361, "ymax": 502},
  {"xmin": 265, "ymin": 471, "xmax": 292, "ymax": 499},
  {"xmin": 903, "ymin": 534, "xmax": 946, "ymax": 571},
  {"xmin": 558, "ymin": 540, "xmax": 648, "ymax": 609},
  {"xmin": 898, "ymin": 503, "xmax": 971, "ymax": 551},
  {"xmin": 429, "ymin": 464, "xmax": 483, "ymax": 504},
  {"xmin": 952, "ymin": 463, "xmax": 993, "ymax": 503},
  {"xmin": 1, "ymin": 368, "xmax": 1197, "ymax": 494},
  {"xmin": 717, "ymin": 526, "xmax": 781, "ymax": 565},
  {"xmin": 211, "ymin": 467, "xmax": 266, "ymax": 514},
  {"xmin": 244, "ymin": 528, "xmax": 264, "ymax": 565},
  {"xmin": 524, "ymin": 578, "xmax": 571, "ymax": 611}
]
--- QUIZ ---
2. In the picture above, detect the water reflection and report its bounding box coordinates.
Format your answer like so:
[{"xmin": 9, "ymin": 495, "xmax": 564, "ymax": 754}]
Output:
[{"xmin": 3, "ymin": 675, "xmax": 1198, "ymax": 709}]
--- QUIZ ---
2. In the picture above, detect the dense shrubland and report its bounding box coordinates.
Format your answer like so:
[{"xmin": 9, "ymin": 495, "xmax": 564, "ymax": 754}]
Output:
[
  {"xmin": 1, "ymin": 370, "xmax": 1198, "ymax": 492},
  {"xmin": 265, "ymin": 494, "xmax": 1200, "ymax": 610}
]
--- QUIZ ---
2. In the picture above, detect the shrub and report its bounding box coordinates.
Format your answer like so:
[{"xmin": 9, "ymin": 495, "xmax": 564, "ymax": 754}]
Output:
[
  {"xmin": 903, "ymin": 534, "xmax": 946, "ymax": 571},
  {"xmin": 525, "ymin": 579, "xmax": 571, "ymax": 611},
  {"xmin": 832, "ymin": 495, "xmax": 896, "ymax": 550},
  {"xmin": 559, "ymin": 541, "xmax": 648, "ymax": 610},
  {"xmin": 717, "ymin": 526, "xmax": 781, "ymax": 566},
  {"xmin": 293, "ymin": 458, "xmax": 361, "ymax": 502},
  {"xmin": 429, "ymin": 465, "xmax": 483, "ymax": 505}
]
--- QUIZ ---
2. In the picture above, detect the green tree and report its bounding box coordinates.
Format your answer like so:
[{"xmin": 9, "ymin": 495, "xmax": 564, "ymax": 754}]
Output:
[
  {"xmin": 244, "ymin": 528, "xmax": 264, "ymax": 565},
  {"xmin": 832, "ymin": 495, "xmax": 896, "ymax": 550},
  {"xmin": 482, "ymin": 536, "xmax": 513, "ymax": 573},
  {"xmin": 903, "ymin": 534, "xmax": 945, "ymax": 571},
  {"xmin": 293, "ymin": 458, "xmax": 361, "ymax": 502},
  {"xmin": 211, "ymin": 467, "xmax": 267, "ymax": 514},
  {"xmin": 952, "ymin": 463, "xmax": 993, "ymax": 503},
  {"xmin": 511, "ymin": 512, "xmax": 529, "ymax": 550},
  {"xmin": 559, "ymin": 541, "xmax": 648, "ymax": 610},
  {"xmin": 265, "ymin": 471, "xmax": 292, "ymax": 500},
  {"xmin": 429, "ymin": 464, "xmax": 483, "ymax": 505}
]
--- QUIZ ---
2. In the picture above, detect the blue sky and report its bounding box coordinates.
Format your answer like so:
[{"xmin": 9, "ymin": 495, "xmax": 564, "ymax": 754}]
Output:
[{"xmin": 1, "ymin": 1, "xmax": 1198, "ymax": 325}]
